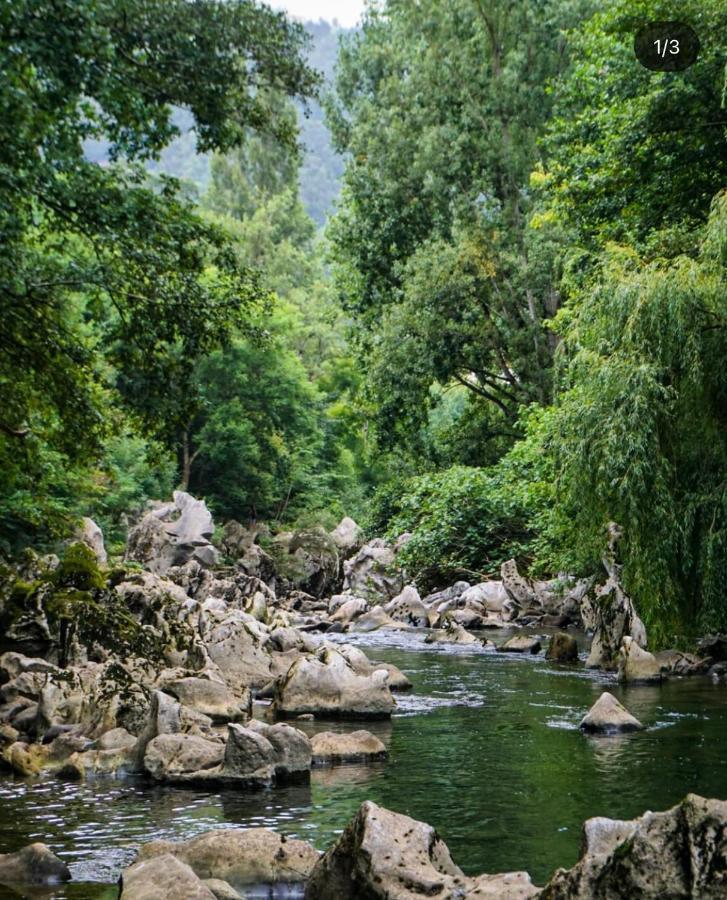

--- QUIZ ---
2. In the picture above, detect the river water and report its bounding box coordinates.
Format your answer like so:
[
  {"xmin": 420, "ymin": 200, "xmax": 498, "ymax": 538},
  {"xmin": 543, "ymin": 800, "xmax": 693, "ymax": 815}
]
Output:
[{"xmin": 1, "ymin": 626, "xmax": 726, "ymax": 898}]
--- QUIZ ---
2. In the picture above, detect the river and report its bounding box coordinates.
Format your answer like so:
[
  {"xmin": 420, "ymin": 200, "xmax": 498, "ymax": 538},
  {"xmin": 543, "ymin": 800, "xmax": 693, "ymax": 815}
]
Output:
[{"xmin": 1, "ymin": 626, "xmax": 726, "ymax": 898}]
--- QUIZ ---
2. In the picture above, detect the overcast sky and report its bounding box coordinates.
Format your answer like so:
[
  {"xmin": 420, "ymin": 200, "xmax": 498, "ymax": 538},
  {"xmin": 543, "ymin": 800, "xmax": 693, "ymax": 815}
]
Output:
[{"xmin": 272, "ymin": 0, "xmax": 366, "ymax": 27}]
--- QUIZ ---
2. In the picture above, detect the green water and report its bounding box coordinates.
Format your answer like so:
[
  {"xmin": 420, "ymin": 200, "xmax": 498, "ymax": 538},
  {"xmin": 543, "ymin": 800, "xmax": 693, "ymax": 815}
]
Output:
[{"xmin": 1, "ymin": 627, "xmax": 726, "ymax": 897}]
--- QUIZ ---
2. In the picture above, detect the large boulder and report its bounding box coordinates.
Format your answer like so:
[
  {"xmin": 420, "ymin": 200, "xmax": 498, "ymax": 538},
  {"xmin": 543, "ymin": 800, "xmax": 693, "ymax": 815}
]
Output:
[
  {"xmin": 655, "ymin": 649, "xmax": 709, "ymax": 677},
  {"xmin": 460, "ymin": 580, "xmax": 509, "ymax": 614},
  {"xmin": 285, "ymin": 527, "xmax": 340, "ymax": 598},
  {"xmin": 305, "ymin": 801, "xmax": 538, "ymax": 900},
  {"xmin": 579, "ymin": 692, "xmax": 643, "ymax": 735},
  {"xmin": 125, "ymin": 492, "xmax": 219, "ymax": 575},
  {"xmin": 540, "ymin": 794, "xmax": 727, "ymax": 899},
  {"xmin": 424, "ymin": 623, "xmax": 485, "ymax": 646},
  {"xmin": 329, "ymin": 596, "xmax": 369, "ymax": 627},
  {"xmin": 76, "ymin": 517, "xmax": 107, "ymax": 566},
  {"xmin": 0, "ymin": 843, "xmax": 71, "ymax": 885},
  {"xmin": 342, "ymin": 539, "xmax": 404, "ymax": 602},
  {"xmin": 201, "ymin": 609, "xmax": 273, "ymax": 691},
  {"xmin": 617, "ymin": 636, "xmax": 661, "ymax": 683},
  {"xmin": 161, "ymin": 676, "xmax": 250, "ymax": 723},
  {"xmin": 273, "ymin": 647, "xmax": 396, "ymax": 718},
  {"xmin": 144, "ymin": 733, "xmax": 226, "ymax": 783},
  {"xmin": 120, "ymin": 854, "xmax": 216, "ymax": 899},
  {"xmin": 311, "ymin": 730, "xmax": 387, "ymax": 766},
  {"xmin": 134, "ymin": 828, "xmax": 319, "ymax": 891},
  {"xmin": 330, "ymin": 517, "xmax": 364, "ymax": 555},
  {"xmin": 384, "ymin": 585, "xmax": 431, "ymax": 627}
]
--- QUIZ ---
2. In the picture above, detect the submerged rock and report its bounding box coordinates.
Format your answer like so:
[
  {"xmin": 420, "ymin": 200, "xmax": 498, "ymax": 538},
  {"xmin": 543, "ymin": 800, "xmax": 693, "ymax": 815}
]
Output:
[
  {"xmin": 497, "ymin": 635, "xmax": 542, "ymax": 654},
  {"xmin": 540, "ymin": 794, "xmax": 727, "ymax": 899},
  {"xmin": 546, "ymin": 632, "xmax": 579, "ymax": 663},
  {"xmin": 655, "ymin": 649, "xmax": 709, "ymax": 676},
  {"xmin": 579, "ymin": 692, "xmax": 643, "ymax": 735},
  {"xmin": 617, "ymin": 636, "xmax": 661, "ymax": 683},
  {"xmin": 311, "ymin": 730, "xmax": 387, "ymax": 765},
  {"xmin": 273, "ymin": 647, "xmax": 396, "ymax": 718},
  {"xmin": 305, "ymin": 800, "xmax": 538, "ymax": 899},
  {"xmin": 0, "ymin": 843, "xmax": 71, "ymax": 885},
  {"xmin": 133, "ymin": 828, "xmax": 319, "ymax": 890},
  {"xmin": 424, "ymin": 622, "xmax": 485, "ymax": 646}
]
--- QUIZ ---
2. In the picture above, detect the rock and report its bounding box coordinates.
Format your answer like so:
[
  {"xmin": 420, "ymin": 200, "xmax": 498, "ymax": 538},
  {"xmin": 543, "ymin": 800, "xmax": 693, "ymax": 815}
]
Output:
[
  {"xmin": 76, "ymin": 517, "xmax": 107, "ymax": 566},
  {"xmin": 384, "ymin": 585, "xmax": 431, "ymax": 627},
  {"xmin": 163, "ymin": 677, "xmax": 250, "ymax": 723},
  {"xmin": 697, "ymin": 634, "xmax": 727, "ymax": 663},
  {"xmin": 203, "ymin": 879, "xmax": 243, "ymax": 899},
  {"xmin": 501, "ymin": 559, "xmax": 534, "ymax": 609},
  {"xmin": 342, "ymin": 539, "xmax": 404, "ymax": 602},
  {"xmin": 3, "ymin": 740, "xmax": 47, "ymax": 775},
  {"xmin": 125, "ymin": 491, "xmax": 219, "ymax": 575},
  {"xmin": 330, "ymin": 517, "xmax": 364, "ymax": 554},
  {"xmin": 203, "ymin": 610, "xmax": 273, "ymax": 691},
  {"xmin": 0, "ymin": 652, "xmax": 59, "ymax": 683},
  {"xmin": 579, "ymin": 692, "xmax": 643, "ymax": 734},
  {"xmin": 286, "ymin": 527, "xmax": 340, "ymax": 598},
  {"xmin": 305, "ymin": 800, "xmax": 538, "ymax": 900},
  {"xmin": 97, "ymin": 727, "xmax": 137, "ymax": 752},
  {"xmin": 273, "ymin": 647, "xmax": 396, "ymax": 718},
  {"xmin": 617, "ymin": 636, "xmax": 662, "ymax": 683},
  {"xmin": 135, "ymin": 828, "xmax": 319, "ymax": 889},
  {"xmin": 546, "ymin": 632, "xmax": 579, "ymax": 662},
  {"xmin": 460, "ymin": 580, "xmax": 509, "ymax": 613},
  {"xmin": 0, "ymin": 843, "xmax": 71, "ymax": 885},
  {"xmin": 120, "ymin": 853, "xmax": 216, "ymax": 899},
  {"xmin": 422, "ymin": 582, "xmax": 470, "ymax": 609},
  {"xmin": 540, "ymin": 794, "xmax": 727, "ymax": 899},
  {"xmin": 371, "ymin": 661, "xmax": 412, "ymax": 692},
  {"xmin": 329, "ymin": 597, "xmax": 368, "ymax": 626},
  {"xmin": 144, "ymin": 733, "xmax": 225, "ymax": 782},
  {"xmin": 655, "ymin": 649, "xmax": 709, "ymax": 676},
  {"xmin": 446, "ymin": 608, "xmax": 484, "ymax": 630},
  {"xmin": 424, "ymin": 623, "xmax": 484, "ymax": 646},
  {"xmin": 349, "ymin": 605, "xmax": 402, "ymax": 632},
  {"xmin": 497, "ymin": 635, "xmax": 542, "ymax": 654},
  {"xmin": 311, "ymin": 730, "xmax": 388, "ymax": 765},
  {"xmin": 585, "ymin": 523, "xmax": 647, "ymax": 670}
]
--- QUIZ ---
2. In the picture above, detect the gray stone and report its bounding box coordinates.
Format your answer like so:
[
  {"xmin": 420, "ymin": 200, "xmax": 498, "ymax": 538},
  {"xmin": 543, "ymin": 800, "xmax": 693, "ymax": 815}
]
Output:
[
  {"xmin": 311, "ymin": 730, "xmax": 387, "ymax": 766},
  {"xmin": 305, "ymin": 801, "xmax": 538, "ymax": 900},
  {"xmin": 541, "ymin": 794, "xmax": 727, "ymax": 899},
  {"xmin": 273, "ymin": 647, "xmax": 396, "ymax": 718},
  {"xmin": 497, "ymin": 635, "xmax": 542, "ymax": 654},
  {"xmin": 76, "ymin": 517, "xmax": 107, "ymax": 566},
  {"xmin": 134, "ymin": 828, "xmax": 319, "ymax": 888},
  {"xmin": 0, "ymin": 843, "xmax": 71, "ymax": 885},
  {"xmin": 617, "ymin": 636, "xmax": 662, "ymax": 683},
  {"xmin": 579, "ymin": 692, "xmax": 643, "ymax": 735},
  {"xmin": 120, "ymin": 853, "xmax": 215, "ymax": 899},
  {"xmin": 546, "ymin": 632, "xmax": 579, "ymax": 663}
]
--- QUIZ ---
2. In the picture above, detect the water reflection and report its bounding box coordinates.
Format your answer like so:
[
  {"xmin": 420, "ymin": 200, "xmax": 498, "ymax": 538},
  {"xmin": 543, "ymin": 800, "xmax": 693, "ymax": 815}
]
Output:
[{"xmin": 1, "ymin": 630, "xmax": 726, "ymax": 896}]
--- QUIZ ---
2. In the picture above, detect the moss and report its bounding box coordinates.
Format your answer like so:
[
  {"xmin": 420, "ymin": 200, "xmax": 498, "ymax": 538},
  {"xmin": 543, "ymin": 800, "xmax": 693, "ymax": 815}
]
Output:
[{"xmin": 52, "ymin": 542, "xmax": 106, "ymax": 593}]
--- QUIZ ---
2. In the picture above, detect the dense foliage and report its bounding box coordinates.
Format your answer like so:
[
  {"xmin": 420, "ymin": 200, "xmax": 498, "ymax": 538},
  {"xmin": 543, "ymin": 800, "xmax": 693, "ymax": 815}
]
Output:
[{"xmin": 1, "ymin": 0, "xmax": 725, "ymax": 644}]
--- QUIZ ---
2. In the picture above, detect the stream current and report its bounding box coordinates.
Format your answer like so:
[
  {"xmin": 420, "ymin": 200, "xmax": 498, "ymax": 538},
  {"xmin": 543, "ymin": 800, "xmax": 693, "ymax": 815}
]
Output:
[{"xmin": 1, "ymin": 625, "xmax": 726, "ymax": 898}]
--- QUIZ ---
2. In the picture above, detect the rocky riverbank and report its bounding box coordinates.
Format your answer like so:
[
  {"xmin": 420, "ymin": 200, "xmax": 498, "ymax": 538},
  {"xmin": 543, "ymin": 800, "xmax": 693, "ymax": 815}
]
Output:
[{"xmin": 1, "ymin": 493, "xmax": 726, "ymax": 897}]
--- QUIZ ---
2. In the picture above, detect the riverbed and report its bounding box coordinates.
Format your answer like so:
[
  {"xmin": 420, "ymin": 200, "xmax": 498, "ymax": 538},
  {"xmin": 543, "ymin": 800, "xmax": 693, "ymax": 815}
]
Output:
[{"xmin": 1, "ymin": 626, "xmax": 726, "ymax": 898}]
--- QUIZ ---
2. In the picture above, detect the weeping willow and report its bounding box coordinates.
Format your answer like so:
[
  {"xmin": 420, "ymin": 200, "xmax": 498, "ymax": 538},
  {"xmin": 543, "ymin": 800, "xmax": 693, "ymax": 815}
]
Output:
[{"xmin": 544, "ymin": 193, "xmax": 727, "ymax": 644}]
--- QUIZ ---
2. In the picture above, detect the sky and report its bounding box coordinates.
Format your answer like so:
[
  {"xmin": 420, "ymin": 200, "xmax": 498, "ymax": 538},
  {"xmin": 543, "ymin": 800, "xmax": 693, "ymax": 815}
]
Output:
[{"xmin": 272, "ymin": 0, "xmax": 366, "ymax": 28}]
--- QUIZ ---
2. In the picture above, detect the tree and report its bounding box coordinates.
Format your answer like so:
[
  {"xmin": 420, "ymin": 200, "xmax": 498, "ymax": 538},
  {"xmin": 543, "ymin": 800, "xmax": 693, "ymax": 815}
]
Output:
[
  {"xmin": 0, "ymin": 0, "xmax": 318, "ymax": 541},
  {"xmin": 325, "ymin": 0, "xmax": 589, "ymax": 451}
]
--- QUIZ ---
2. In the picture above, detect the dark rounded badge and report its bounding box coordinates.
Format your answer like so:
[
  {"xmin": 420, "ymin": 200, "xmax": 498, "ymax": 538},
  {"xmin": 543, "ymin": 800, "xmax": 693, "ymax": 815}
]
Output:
[{"xmin": 634, "ymin": 21, "xmax": 700, "ymax": 71}]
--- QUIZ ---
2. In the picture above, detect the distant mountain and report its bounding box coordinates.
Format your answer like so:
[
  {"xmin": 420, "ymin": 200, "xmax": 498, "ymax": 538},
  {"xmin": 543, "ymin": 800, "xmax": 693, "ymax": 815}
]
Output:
[
  {"xmin": 85, "ymin": 20, "xmax": 350, "ymax": 226},
  {"xmin": 297, "ymin": 20, "xmax": 348, "ymax": 226}
]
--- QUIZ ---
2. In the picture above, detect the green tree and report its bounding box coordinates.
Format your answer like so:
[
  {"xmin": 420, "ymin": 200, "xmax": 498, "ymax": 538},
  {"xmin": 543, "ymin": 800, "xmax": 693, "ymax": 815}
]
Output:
[{"xmin": 0, "ymin": 0, "xmax": 318, "ymax": 541}]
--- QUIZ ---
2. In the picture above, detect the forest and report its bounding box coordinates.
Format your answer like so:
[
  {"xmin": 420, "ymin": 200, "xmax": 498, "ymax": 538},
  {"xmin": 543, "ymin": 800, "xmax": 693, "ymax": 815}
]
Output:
[
  {"xmin": 1, "ymin": 1, "xmax": 727, "ymax": 897},
  {"xmin": 3, "ymin": 0, "xmax": 725, "ymax": 643}
]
